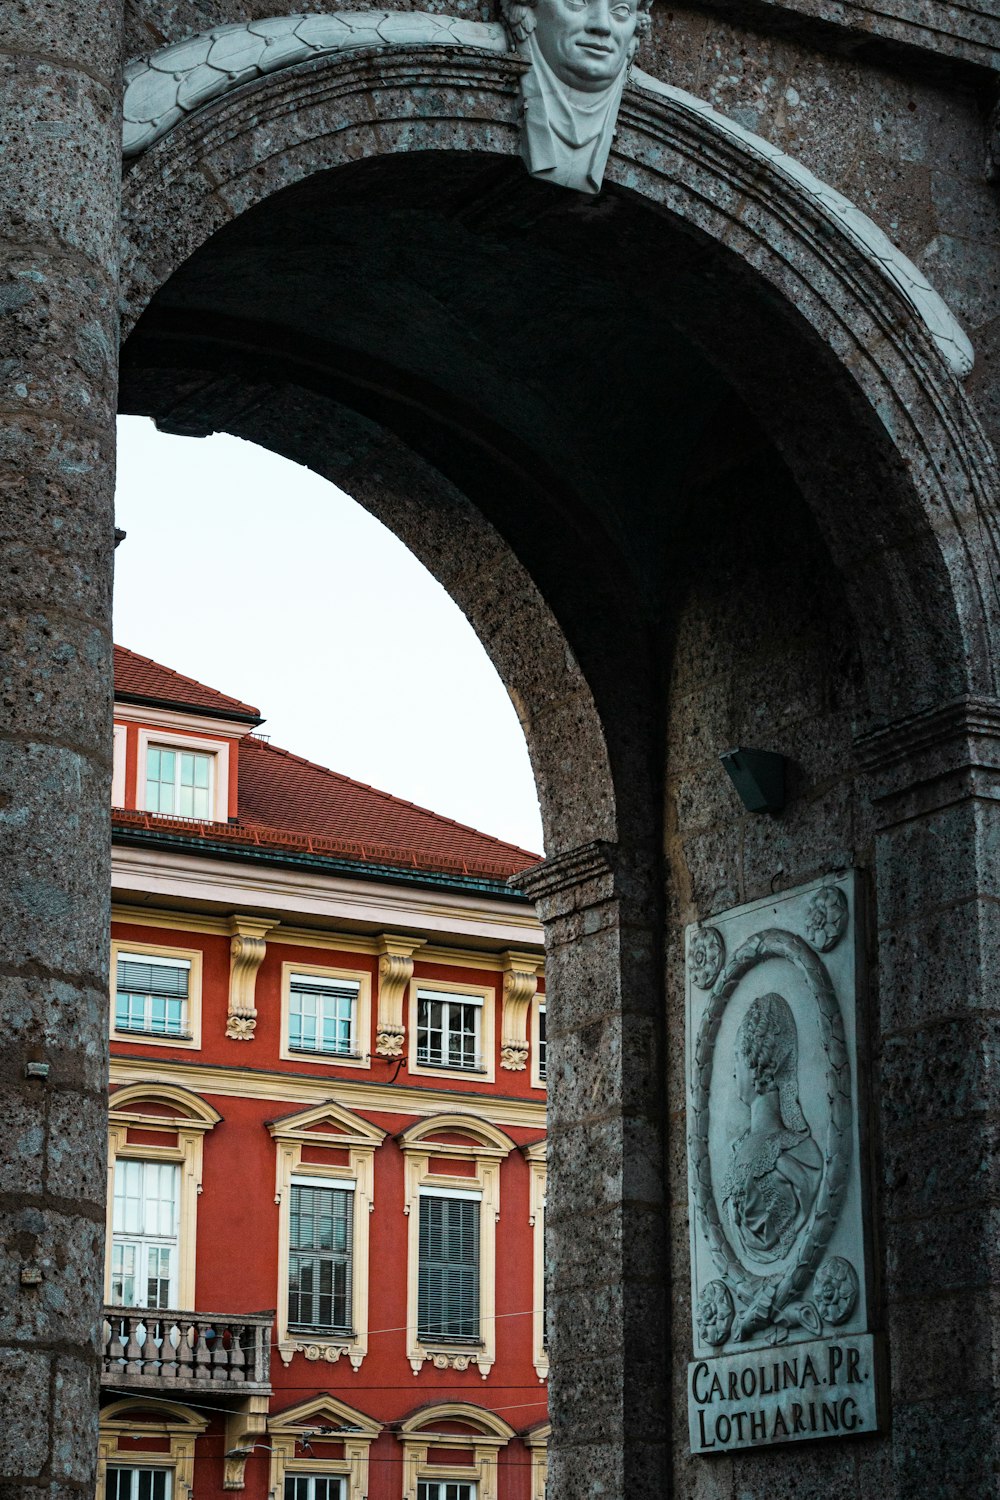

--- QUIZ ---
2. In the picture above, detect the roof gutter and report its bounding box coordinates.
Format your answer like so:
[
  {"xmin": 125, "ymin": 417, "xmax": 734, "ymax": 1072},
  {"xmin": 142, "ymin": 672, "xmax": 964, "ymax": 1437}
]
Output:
[
  {"xmin": 111, "ymin": 825, "xmax": 534, "ymax": 902},
  {"xmin": 114, "ymin": 691, "xmax": 263, "ymax": 727}
]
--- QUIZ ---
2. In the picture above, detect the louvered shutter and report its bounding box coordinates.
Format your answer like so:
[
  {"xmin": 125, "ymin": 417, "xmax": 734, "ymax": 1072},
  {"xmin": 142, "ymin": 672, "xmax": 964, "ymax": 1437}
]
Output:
[
  {"xmin": 288, "ymin": 1182, "xmax": 354, "ymax": 1332},
  {"xmin": 116, "ymin": 957, "xmax": 189, "ymax": 998},
  {"xmin": 418, "ymin": 1194, "xmax": 480, "ymax": 1341}
]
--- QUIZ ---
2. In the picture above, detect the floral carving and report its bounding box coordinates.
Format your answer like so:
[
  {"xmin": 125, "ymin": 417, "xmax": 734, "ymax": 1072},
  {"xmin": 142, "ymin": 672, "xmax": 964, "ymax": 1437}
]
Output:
[
  {"xmin": 696, "ymin": 1280, "xmax": 734, "ymax": 1346},
  {"xmin": 814, "ymin": 1256, "xmax": 859, "ymax": 1326},
  {"xmin": 375, "ymin": 1023, "xmax": 406, "ymax": 1058},
  {"xmin": 430, "ymin": 1351, "xmax": 471, "ymax": 1371},
  {"xmin": 689, "ymin": 926, "xmax": 725, "ymax": 990},
  {"xmin": 500, "ymin": 1040, "xmax": 530, "ymax": 1071},
  {"xmin": 225, "ymin": 1014, "xmax": 257, "ymax": 1040},
  {"xmin": 805, "ymin": 885, "xmax": 848, "ymax": 952}
]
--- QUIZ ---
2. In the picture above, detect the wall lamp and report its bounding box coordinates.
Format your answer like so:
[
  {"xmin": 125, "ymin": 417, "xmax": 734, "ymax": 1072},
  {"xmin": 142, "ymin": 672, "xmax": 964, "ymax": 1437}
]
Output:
[{"xmin": 720, "ymin": 747, "xmax": 787, "ymax": 815}]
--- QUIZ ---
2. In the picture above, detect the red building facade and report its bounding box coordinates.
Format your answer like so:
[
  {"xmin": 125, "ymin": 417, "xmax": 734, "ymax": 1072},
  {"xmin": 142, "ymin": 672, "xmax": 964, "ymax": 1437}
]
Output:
[{"xmin": 102, "ymin": 649, "xmax": 548, "ymax": 1500}]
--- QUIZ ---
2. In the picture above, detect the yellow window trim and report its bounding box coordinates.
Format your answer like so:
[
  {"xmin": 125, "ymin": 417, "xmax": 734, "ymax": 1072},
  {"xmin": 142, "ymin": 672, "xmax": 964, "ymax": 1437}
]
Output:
[
  {"xmin": 407, "ymin": 976, "xmax": 496, "ymax": 1084},
  {"xmin": 399, "ymin": 1403, "xmax": 515, "ymax": 1500},
  {"xmin": 399, "ymin": 1114, "xmax": 515, "ymax": 1379},
  {"xmin": 267, "ymin": 1393, "xmax": 381, "ymax": 1500},
  {"xmin": 523, "ymin": 1140, "xmax": 548, "ymax": 1384},
  {"xmin": 523, "ymin": 1421, "xmax": 550, "ymax": 1500},
  {"xmin": 268, "ymin": 1099, "xmax": 386, "ymax": 1369},
  {"xmin": 111, "ymin": 938, "xmax": 204, "ymax": 1051},
  {"xmin": 106, "ymin": 1083, "xmax": 221, "ymax": 1312},
  {"xmin": 279, "ymin": 960, "xmax": 373, "ymax": 1071},
  {"xmin": 97, "ymin": 1398, "xmax": 208, "ymax": 1500}
]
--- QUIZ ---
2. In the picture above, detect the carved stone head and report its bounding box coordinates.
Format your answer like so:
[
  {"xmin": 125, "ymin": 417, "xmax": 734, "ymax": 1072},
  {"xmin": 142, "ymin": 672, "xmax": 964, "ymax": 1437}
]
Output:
[
  {"xmin": 502, "ymin": 0, "xmax": 652, "ymax": 94},
  {"xmin": 735, "ymin": 991, "xmax": 808, "ymax": 1132}
]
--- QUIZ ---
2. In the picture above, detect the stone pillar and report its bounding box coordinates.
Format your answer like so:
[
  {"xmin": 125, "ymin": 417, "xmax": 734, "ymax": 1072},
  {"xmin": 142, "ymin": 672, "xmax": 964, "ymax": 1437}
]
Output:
[
  {"xmin": 514, "ymin": 842, "xmax": 668, "ymax": 1496},
  {"xmin": 857, "ymin": 700, "xmax": 1000, "ymax": 1497},
  {"xmin": 0, "ymin": 3, "xmax": 122, "ymax": 1494}
]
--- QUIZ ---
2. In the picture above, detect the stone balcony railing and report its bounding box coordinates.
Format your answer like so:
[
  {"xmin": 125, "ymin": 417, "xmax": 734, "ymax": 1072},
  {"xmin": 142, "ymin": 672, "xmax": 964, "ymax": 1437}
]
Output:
[{"xmin": 101, "ymin": 1307, "xmax": 273, "ymax": 1393}]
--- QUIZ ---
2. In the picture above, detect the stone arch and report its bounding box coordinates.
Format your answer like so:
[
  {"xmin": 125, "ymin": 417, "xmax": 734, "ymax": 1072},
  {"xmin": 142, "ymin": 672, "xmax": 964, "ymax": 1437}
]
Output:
[{"xmin": 119, "ymin": 37, "xmax": 1000, "ymax": 748}]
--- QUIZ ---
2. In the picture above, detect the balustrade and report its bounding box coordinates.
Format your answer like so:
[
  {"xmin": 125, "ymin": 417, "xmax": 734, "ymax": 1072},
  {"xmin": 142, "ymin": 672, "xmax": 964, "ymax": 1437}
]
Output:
[{"xmin": 101, "ymin": 1307, "xmax": 272, "ymax": 1392}]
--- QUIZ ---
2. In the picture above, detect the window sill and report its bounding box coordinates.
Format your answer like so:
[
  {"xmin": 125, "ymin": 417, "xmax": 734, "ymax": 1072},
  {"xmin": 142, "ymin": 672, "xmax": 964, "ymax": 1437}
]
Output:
[{"xmin": 287, "ymin": 1048, "xmax": 363, "ymax": 1061}]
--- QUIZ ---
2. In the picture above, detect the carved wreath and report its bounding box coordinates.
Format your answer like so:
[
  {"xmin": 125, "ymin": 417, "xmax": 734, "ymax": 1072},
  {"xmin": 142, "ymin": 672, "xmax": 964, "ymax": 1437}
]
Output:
[{"xmin": 690, "ymin": 928, "xmax": 852, "ymax": 1344}]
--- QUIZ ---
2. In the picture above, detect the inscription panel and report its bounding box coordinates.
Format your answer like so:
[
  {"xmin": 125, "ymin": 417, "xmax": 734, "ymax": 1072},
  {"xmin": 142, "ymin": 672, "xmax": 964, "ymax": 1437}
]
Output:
[{"xmin": 685, "ymin": 873, "xmax": 878, "ymax": 1452}]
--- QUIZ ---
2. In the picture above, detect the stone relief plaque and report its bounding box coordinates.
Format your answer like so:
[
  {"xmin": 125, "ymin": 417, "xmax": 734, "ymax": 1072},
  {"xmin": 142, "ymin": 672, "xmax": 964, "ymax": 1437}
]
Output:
[{"xmin": 685, "ymin": 872, "xmax": 880, "ymax": 1453}]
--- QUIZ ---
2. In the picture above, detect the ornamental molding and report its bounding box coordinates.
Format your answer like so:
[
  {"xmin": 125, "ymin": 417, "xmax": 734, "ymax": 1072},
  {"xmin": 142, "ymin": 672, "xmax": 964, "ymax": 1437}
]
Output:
[
  {"xmin": 375, "ymin": 933, "xmax": 425, "ymax": 1057},
  {"xmin": 509, "ymin": 839, "xmax": 617, "ymax": 905},
  {"xmin": 226, "ymin": 914, "xmax": 278, "ymax": 1040},
  {"xmin": 222, "ymin": 1395, "xmax": 269, "ymax": 1491},
  {"xmin": 121, "ymin": 12, "xmax": 972, "ymax": 377},
  {"xmin": 854, "ymin": 695, "xmax": 1000, "ymax": 817},
  {"xmin": 499, "ymin": 949, "xmax": 542, "ymax": 1071}
]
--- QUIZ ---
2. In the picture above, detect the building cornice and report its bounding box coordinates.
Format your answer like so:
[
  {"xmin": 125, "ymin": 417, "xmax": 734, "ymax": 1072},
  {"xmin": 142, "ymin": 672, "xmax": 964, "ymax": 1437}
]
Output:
[{"xmin": 108, "ymin": 1054, "xmax": 547, "ymax": 1129}]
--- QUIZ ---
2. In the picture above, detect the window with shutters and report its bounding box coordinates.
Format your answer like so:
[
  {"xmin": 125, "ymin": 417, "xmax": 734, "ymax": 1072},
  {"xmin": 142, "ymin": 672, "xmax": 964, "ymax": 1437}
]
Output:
[
  {"xmin": 283, "ymin": 1477, "xmax": 344, "ymax": 1500},
  {"xmin": 288, "ymin": 1178, "xmax": 354, "ymax": 1334},
  {"xmin": 288, "ymin": 973, "xmax": 359, "ymax": 1056},
  {"xmin": 280, "ymin": 962, "xmax": 372, "ymax": 1071},
  {"xmin": 111, "ymin": 1159, "xmax": 180, "ymax": 1309},
  {"xmin": 415, "ymin": 989, "xmax": 483, "ymax": 1071},
  {"xmin": 418, "ymin": 1191, "xmax": 481, "ymax": 1342},
  {"xmin": 400, "ymin": 1115, "xmax": 514, "ymax": 1378},
  {"xmin": 417, "ymin": 1483, "xmax": 477, "ymax": 1500},
  {"xmin": 524, "ymin": 1141, "xmax": 549, "ymax": 1382},
  {"xmin": 110, "ymin": 940, "xmax": 202, "ymax": 1050},
  {"xmin": 105, "ymin": 1467, "xmax": 172, "ymax": 1500},
  {"xmin": 116, "ymin": 953, "xmax": 190, "ymax": 1038}
]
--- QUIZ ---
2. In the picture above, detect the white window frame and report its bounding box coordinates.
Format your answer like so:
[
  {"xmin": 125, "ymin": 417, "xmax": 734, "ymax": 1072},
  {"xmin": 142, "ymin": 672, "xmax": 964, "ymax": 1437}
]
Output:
[
  {"xmin": 530, "ymin": 997, "xmax": 547, "ymax": 1090},
  {"xmin": 287, "ymin": 1174, "xmax": 356, "ymax": 1338},
  {"xmin": 110, "ymin": 1157, "xmax": 181, "ymax": 1310},
  {"xmin": 135, "ymin": 727, "xmax": 229, "ymax": 823},
  {"xmin": 104, "ymin": 1465, "xmax": 173, "ymax": 1500},
  {"xmin": 280, "ymin": 962, "xmax": 372, "ymax": 1071},
  {"xmin": 110, "ymin": 939, "xmax": 202, "ymax": 1051},
  {"xmin": 409, "ymin": 978, "xmax": 495, "ymax": 1083}
]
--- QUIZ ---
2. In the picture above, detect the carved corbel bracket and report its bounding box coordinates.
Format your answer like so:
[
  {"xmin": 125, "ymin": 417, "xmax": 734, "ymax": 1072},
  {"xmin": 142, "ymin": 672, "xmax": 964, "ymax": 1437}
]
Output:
[
  {"xmin": 375, "ymin": 934, "xmax": 425, "ymax": 1057},
  {"xmin": 223, "ymin": 1394, "xmax": 270, "ymax": 1490},
  {"xmin": 500, "ymin": 950, "xmax": 542, "ymax": 1071},
  {"xmin": 226, "ymin": 915, "xmax": 279, "ymax": 1040}
]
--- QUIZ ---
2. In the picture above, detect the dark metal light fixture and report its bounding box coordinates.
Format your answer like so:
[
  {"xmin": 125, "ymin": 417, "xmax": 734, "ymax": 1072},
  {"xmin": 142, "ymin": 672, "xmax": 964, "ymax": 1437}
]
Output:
[{"xmin": 720, "ymin": 748, "xmax": 786, "ymax": 814}]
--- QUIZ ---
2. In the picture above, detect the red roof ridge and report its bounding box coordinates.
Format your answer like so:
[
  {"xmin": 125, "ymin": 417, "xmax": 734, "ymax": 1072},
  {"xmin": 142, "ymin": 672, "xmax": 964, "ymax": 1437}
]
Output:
[
  {"xmin": 114, "ymin": 644, "xmax": 262, "ymax": 721},
  {"xmin": 240, "ymin": 735, "xmax": 542, "ymax": 862}
]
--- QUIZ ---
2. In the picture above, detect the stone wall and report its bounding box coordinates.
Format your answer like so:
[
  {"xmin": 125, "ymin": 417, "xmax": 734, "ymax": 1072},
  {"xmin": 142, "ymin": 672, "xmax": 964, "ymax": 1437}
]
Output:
[{"xmin": 0, "ymin": 4, "xmax": 121, "ymax": 1496}]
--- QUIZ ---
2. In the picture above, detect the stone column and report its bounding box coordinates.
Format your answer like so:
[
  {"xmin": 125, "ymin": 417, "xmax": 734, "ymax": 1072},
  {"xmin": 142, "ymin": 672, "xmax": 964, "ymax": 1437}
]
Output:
[
  {"xmin": 0, "ymin": 3, "xmax": 122, "ymax": 1494},
  {"xmin": 514, "ymin": 841, "xmax": 668, "ymax": 1497},
  {"xmin": 857, "ymin": 700, "xmax": 1000, "ymax": 1497}
]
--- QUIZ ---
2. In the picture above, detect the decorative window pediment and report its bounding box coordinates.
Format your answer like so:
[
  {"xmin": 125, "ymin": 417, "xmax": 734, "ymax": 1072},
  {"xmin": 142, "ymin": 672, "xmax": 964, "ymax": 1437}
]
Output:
[
  {"xmin": 269, "ymin": 1101, "xmax": 385, "ymax": 1370},
  {"xmin": 399, "ymin": 1403, "xmax": 515, "ymax": 1500},
  {"xmin": 268, "ymin": 1394, "xmax": 381, "ymax": 1500},
  {"xmin": 98, "ymin": 1398, "xmax": 208, "ymax": 1500}
]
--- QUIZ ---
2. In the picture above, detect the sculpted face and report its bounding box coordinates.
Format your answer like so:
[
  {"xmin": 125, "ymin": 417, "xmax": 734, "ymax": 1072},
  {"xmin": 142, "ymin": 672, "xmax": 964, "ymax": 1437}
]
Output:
[{"xmin": 532, "ymin": 0, "xmax": 641, "ymax": 92}]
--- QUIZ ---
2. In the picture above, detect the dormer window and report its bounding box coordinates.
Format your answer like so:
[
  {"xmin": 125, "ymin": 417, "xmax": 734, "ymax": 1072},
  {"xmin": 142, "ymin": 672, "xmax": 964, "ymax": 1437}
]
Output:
[{"xmin": 145, "ymin": 745, "xmax": 214, "ymax": 819}]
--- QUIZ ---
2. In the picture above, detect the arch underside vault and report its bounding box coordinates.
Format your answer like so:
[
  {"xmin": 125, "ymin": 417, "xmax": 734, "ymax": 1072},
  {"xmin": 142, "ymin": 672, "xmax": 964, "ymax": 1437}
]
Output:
[{"xmin": 117, "ymin": 40, "xmax": 1000, "ymax": 1498}]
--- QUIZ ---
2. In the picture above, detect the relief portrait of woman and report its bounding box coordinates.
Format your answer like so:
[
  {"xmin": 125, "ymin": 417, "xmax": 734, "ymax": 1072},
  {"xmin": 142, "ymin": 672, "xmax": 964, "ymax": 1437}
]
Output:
[{"xmin": 722, "ymin": 992, "xmax": 823, "ymax": 1265}]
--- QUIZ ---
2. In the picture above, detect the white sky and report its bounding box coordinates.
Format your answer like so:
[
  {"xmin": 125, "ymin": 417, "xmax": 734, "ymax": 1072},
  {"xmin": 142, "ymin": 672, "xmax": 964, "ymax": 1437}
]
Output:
[{"xmin": 114, "ymin": 417, "xmax": 544, "ymax": 854}]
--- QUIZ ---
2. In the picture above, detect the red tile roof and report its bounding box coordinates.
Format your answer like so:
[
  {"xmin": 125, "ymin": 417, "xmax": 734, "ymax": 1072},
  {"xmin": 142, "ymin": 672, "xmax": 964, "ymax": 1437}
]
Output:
[
  {"xmin": 234, "ymin": 736, "xmax": 540, "ymax": 875},
  {"xmin": 112, "ymin": 647, "xmax": 541, "ymax": 882},
  {"xmin": 114, "ymin": 645, "xmax": 262, "ymax": 723}
]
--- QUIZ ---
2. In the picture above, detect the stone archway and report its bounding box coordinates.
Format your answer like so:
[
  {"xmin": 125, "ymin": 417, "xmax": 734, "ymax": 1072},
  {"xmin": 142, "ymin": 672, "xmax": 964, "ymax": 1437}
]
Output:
[{"xmin": 3, "ymin": 7, "xmax": 999, "ymax": 1497}]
